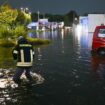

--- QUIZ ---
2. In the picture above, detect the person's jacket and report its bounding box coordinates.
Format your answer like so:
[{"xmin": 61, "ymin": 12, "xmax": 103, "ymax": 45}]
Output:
[{"xmin": 12, "ymin": 37, "xmax": 34, "ymax": 67}]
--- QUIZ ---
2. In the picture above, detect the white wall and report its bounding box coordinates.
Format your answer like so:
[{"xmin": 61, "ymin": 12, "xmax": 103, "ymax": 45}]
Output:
[{"xmin": 88, "ymin": 14, "xmax": 105, "ymax": 32}]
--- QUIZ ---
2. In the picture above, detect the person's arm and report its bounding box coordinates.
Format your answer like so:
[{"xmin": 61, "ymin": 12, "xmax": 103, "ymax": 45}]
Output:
[{"xmin": 12, "ymin": 45, "xmax": 18, "ymax": 60}]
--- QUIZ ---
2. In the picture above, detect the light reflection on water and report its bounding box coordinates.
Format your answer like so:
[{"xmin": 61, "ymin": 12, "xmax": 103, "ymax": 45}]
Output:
[
  {"xmin": 28, "ymin": 29, "xmax": 66, "ymax": 40},
  {"xmin": 0, "ymin": 29, "xmax": 105, "ymax": 105}
]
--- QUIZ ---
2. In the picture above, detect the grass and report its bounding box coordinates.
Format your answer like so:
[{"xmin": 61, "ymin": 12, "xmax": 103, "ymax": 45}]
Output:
[
  {"xmin": 0, "ymin": 39, "xmax": 16, "ymax": 47},
  {"xmin": 0, "ymin": 38, "xmax": 51, "ymax": 47},
  {"xmin": 27, "ymin": 38, "xmax": 51, "ymax": 45}
]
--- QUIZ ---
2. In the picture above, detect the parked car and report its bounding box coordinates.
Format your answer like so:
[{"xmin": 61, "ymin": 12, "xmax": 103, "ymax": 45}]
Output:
[{"xmin": 92, "ymin": 25, "xmax": 105, "ymax": 55}]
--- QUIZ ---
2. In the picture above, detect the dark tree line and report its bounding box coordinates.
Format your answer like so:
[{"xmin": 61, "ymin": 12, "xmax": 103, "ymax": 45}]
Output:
[{"xmin": 31, "ymin": 10, "xmax": 79, "ymax": 26}]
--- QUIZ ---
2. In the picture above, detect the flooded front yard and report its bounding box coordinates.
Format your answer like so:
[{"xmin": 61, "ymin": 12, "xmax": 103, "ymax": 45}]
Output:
[{"xmin": 0, "ymin": 30, "xmax": 105, "ymax": 105}]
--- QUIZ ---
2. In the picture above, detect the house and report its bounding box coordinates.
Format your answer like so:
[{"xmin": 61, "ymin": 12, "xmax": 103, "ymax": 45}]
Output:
[
  {"xmin": 79, "ymin": 14, "xmax": 105, "ymax": 33},
  {"xmin": 88, "ymin": 14, "xmax": 105, "ymax": 32},
  {"xmin": 27, "ymin": 22, "xmax": 38, "ymax": 29}
]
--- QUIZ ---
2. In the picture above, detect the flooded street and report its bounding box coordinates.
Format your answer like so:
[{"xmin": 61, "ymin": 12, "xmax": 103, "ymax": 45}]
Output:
[{"xmin": 1, "ymin": 29, "xmax": 105, "ymax": 105}]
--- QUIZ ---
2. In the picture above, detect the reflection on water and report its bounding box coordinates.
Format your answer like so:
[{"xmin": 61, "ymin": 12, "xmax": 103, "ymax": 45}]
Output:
[
  {"xmin": 0, "ymin": 68, "xmax": 44, "ymax": 105},
  {"xmin": 28, "ymin": 29, "xmax": 66, "ymax": 40},
  {"xmin": 73, "ymin": 25, "xmax": 93, "ymax": 49},
  {"xmin": 1, "ymin": 29, "xmax": 105, "ymax": 105},
  {"xmin": 91, "ymin": 55, "xmax": 105, "ymax": 79}
]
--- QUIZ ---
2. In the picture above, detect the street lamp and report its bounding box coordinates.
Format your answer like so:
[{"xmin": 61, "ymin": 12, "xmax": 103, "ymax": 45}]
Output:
[
  {"xmin": 37, "ymin": 11, "xmax": 40, "ymax": 30},
  {"xmin": 37, "ymin": 11, "xmax": 40, "ymax": 22},
  {"xmin": 20, "ymin": 7, "xmax": 23, "ymax": 11}
]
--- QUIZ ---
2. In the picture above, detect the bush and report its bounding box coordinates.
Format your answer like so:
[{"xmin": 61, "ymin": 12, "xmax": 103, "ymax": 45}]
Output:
[
  {"xmin": 0, "ymin": 25, "xmax": 13, "ymax": 39},
  {"xmin": 0, "ymin": 39, "xmax": 16, "ymax": 47},
  {"xmin": 27, "ymin": 38, "xmax": 51, "ymax": 45},
  {"xmin": 0, "ymin": 24, "xmax": 27, "ymax": 39},
  {"xmin": 13, "ymin": 25, "xmax": 27, "ymax": 38}
]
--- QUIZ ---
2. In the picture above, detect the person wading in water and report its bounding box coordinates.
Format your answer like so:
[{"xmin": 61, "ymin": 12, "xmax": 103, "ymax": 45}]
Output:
[{"xmin": 12, "ymin": 36, "xmax": 35, "ymax": 85}]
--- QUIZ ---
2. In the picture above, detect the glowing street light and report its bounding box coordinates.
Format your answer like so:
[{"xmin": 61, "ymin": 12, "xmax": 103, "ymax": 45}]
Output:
[
  {"xmin": 25, "ymin": 7, "xmax": 29, "ymax": 11},
  {"xmin": 20, "ymin": 7, "xmax": 23, "ymax": 11}
]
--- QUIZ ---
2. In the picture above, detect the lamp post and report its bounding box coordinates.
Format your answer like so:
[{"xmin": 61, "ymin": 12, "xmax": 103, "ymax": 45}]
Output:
[
  {"xmin": 37, "ymin": 11, "xmax": 40, "ymax": 21},
  {"xmin": 37, "ymin": 11, "xmax": 40, "ymax": 30}
]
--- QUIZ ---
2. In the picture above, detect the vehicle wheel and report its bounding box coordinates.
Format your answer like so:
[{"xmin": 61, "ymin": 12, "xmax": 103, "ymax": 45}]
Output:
[{"xmin": 97, "ymin": 48, "xmax": 105, "ymax": 56}]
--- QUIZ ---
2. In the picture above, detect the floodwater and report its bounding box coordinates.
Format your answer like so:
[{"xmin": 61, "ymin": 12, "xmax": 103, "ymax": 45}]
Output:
[{"xmin": 1, "ymin": 29, "xmax": 105, "ymax": 105}]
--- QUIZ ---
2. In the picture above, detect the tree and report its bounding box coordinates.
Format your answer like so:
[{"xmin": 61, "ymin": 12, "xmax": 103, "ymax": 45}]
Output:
[
  {"xmin": 65, "ymin": 10, "xmax": 79, "ymax": 26},
  {"xmin": 0, "ymin": 4, "xmax": 18, "ymax": 26},
  {"xmin": 64, "ymin": 15, "xmax": 69, "ymax": 26},
  {"xmin": 15, "ymin": 10, "xmax": 26, "ymax": 25},
  {"xmin": 31, "ymin": 12, "xmax": 38, "ymax": 22},
  {"xmin": 0, "ymin": 4, "xmax": 28, "ymax": 39}
]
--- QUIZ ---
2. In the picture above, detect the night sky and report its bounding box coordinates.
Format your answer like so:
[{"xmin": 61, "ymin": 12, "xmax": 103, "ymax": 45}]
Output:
[{"xmin": 0, "ymin": 0, "xmax": 105, "ymax": 15}]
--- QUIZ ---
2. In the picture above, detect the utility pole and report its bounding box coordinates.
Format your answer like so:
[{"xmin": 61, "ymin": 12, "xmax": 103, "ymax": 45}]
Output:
[{"xmin": 37, "ymin": 11, "xmax": 40, "ymax": 30}]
